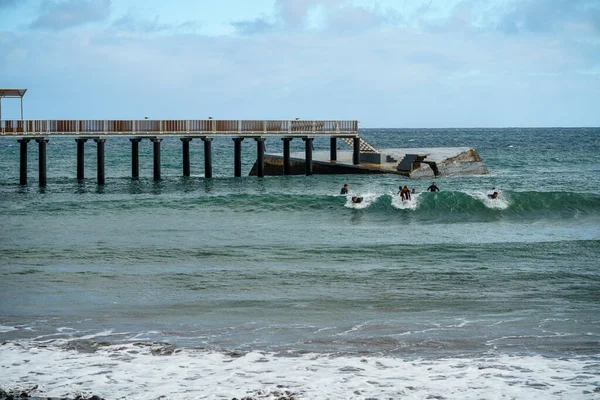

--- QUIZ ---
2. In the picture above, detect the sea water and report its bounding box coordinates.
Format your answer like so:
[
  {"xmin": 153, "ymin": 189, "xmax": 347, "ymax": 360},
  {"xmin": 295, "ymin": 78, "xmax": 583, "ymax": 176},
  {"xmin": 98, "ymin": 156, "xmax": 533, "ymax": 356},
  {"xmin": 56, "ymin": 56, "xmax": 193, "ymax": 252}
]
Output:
[{"xmin": 0, "ymin": 128, "xmax": 599, "ymax": 399}]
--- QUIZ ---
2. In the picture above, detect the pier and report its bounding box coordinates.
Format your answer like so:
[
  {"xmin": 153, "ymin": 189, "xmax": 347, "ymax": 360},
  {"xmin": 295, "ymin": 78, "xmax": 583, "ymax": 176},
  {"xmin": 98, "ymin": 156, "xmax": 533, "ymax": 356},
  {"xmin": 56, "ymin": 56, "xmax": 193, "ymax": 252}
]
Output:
[
  {"xmin": 0, "ymin": 118, "xmax": 360, "ymax": 185},
  {"xmin": 0, "ymin": 89, "xmax": 488, "ymax": 186}
]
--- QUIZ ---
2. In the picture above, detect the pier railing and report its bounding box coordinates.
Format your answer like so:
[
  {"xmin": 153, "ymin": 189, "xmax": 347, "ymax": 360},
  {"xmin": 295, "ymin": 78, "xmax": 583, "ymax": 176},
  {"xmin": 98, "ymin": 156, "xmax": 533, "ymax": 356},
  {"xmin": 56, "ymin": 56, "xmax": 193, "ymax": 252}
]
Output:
[{"xmin": 0, "ymin": 119, "xmax": 359, "ymax": 137}]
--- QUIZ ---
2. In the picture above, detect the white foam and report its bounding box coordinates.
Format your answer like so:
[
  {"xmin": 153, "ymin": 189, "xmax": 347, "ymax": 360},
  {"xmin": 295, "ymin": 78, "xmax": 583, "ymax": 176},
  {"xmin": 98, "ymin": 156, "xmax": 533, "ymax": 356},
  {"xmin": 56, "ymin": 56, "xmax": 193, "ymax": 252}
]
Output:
[
  {"xmin": 1, "ymin": 340, "xmax": 597, "ymax": 400},
  {"xmin": 344, "ymin": 192, "xmax": 380, "ymax": 209},
  {"xmin": 391, "ymin": 192, "xmax": 419, "ymax": 210},
  {"xmin": 468, "ymin": 191, "xmax": 509, "ymax": 210},
  {"xmin": 0, "ymin": 325, "xmax": 17, "ymax": 333}
]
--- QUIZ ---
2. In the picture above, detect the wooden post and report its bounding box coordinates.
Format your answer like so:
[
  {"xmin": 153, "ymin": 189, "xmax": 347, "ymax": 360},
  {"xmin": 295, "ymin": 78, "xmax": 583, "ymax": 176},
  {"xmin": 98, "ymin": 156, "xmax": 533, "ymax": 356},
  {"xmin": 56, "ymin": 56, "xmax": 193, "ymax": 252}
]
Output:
[
  {"xmin": 353, "ymin": 137, "xmax": 360, "ymax": 165},
  {"xmin": 130, "ymin": 138, "xmax": 141, "ymax": 179},
  {"xmin": 202, "ymin": 137, "xmax": 213, "ymax": 179},
  {"xmin": 76, "ymin": 138, "xmax": 87, "ymax": 180},
  {"xmin": 36, "ymin": 138, "xmax": 49, "ymax": 187},
  {"xmin": 255, "ymin": 137, "xmax": 265, "ymax": 177},
  {"xmin": 94, "ymin": 138, "xmax": 106, "ymax": 185},
  {"xmin": 151, "ymin": 138, "xmax": 162, "ymax": 180},
  {"xmin": 233, "ymin": 137, "xmax": 243, "ymax": 177},
  {"xmin": 181, "ymin": 137, "xmax": 192, "ymax": 177},
  {"xmin": 330, "ymin": 137, "xmax": 337, "ymax": 161},
  {"xmin": 303, "ymin": 137, "xmax": 313, "ymax": 176},
  {"xmin": 282, "ymin": 137, "xmax": 292, "ymax": 175},
  {"xmin": 18, "ymin": 138, "xmax": 30, "ymax": 185}
]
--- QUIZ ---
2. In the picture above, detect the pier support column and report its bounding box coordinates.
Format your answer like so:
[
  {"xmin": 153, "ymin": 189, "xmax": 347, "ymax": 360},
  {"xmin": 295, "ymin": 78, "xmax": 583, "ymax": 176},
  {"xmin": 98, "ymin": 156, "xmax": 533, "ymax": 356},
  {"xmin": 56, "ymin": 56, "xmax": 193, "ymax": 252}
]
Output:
[
  {"xmin": 282, "ymin": 138, "xmax": 292, "ymax": 175},
  {"xmin": 233, "ymin": 137, "xmax": 243, "ymax": 177},
  {"xmin": 255, "ymin": 137, "xmax": 265, "ymax": 178},
  {"xmin": 330, "ymin": 137, "xmax": 337, "ymax": 162},
  {"xmin": 76, "ymin": 138, "xmax": 87, "ymax": 180},
  {"xmin": 181, "ymin": 138, "xmax": 192, "ymax": 177},
  {"xmin": 303, "ymin": 137, "xmax": 313, "ymax": 176},
  {"xmin": 94, "ymin": 138, "xmax": 106, "ymax": 185},
  {"xmin": 18, "ymin": 138, "xmax": 30, "ymax": 185},
  {"xmin": 202, "ymin": 137, "xmax": 213, "ymax": 179},
  {"xmin": 353, "ymin": 137, "xmax": 360, "ymax": 165},
  {"xmin": 130, "ymin": 138, "xmax": 141, "ymax": 179},
  {"xmin": 36, "ymin": 138, "xmax": 49, "ymax": 187},
  {"xmin": 151, "ymin": 138, "xmax": 162, "ymax": 181}
]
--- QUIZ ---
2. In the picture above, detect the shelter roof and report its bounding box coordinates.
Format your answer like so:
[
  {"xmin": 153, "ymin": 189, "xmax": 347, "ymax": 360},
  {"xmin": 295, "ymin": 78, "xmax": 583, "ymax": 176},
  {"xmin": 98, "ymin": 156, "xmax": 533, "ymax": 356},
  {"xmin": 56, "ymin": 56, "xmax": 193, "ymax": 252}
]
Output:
[{"xmin": 0, "ymin": 89, "xmax": 27, "ymax": 98}]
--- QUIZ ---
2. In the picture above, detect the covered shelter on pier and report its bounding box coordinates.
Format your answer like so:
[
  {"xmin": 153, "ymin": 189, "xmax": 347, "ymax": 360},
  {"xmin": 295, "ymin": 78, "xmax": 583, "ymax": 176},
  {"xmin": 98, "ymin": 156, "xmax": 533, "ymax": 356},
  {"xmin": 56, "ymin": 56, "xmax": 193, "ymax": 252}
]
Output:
[{"xmin": 0, "ymin": 88, "xmax": 27, "ymax": 120}]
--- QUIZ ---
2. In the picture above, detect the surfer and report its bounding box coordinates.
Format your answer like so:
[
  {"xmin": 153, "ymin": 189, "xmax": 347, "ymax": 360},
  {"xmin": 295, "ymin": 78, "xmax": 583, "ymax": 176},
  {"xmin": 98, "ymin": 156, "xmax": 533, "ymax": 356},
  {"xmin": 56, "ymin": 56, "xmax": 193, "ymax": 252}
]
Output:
[
  {"xmin": 427, "ymin": 182, "xmax": 440, "ymax": 192},
  {"xmin": 340, "ymin": 184, "xmax": 349, "ymax": 195},
  {"xmin": 351, "ymin": 196, "xmax": 363, "ymax": 204},
  {"xmin": 488, "ymin": 188, "xmax": 499, "ymax": 199},
  {"xmin": 399, "ymin": 186, "xmax": 411, "ymax": 201}
]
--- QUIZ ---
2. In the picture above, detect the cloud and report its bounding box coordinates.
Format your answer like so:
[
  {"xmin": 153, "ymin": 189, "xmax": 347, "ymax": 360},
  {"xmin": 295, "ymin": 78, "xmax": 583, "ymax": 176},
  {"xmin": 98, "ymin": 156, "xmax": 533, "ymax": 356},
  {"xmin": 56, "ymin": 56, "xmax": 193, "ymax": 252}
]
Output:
[
  {"xmin": 231, "ymin": 16, "xmax": 276, "ymax": 35},
  {"xmin": 112, "ymin": 14, "xmax": 199, "ymax": 34},
  {"xmin": 3, "ymin": 21, "xmax": 598, "ymax": 126},
  {"xmin": 275, "ymin": 0, "xmax": 333, "ymax": 29},
  {"xmin": 0, "ymin": 0, "xmax": 19, "ymax": 8},
  {"xmin": 497, "ymin": 0, "xmax": 600, "ymax": 34},
  {"xmin": 326, "ymin": 4, "xmax": 401, "ymax": 33},
  {"xmin": 233, "ymin": 0, "xmax": 401, "ymax": 35},
  {"xmin": 1, "ymin": 1, "xmax": 598, "ymax": 127},
  {"xmin": 30, "ymin": 0, "xmax": 111, "ymax": 30}
]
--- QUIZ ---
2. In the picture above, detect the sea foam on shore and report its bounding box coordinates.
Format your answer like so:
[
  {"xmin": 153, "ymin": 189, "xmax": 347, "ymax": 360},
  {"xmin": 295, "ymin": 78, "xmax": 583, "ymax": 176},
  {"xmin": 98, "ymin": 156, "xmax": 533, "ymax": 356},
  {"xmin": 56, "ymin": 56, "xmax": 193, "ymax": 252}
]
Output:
[{"xmin": 1, "ymin": 340, "xmax": 598, "ymax": 400}]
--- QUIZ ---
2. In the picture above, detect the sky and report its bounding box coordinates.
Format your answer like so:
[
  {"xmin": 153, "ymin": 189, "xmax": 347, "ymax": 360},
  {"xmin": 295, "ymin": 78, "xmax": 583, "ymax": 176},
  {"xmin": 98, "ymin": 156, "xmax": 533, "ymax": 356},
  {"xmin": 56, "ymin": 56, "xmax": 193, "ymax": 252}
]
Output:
[{"xmin": 0, "ymin": 0, "xmax": 599, "ymax": 128}]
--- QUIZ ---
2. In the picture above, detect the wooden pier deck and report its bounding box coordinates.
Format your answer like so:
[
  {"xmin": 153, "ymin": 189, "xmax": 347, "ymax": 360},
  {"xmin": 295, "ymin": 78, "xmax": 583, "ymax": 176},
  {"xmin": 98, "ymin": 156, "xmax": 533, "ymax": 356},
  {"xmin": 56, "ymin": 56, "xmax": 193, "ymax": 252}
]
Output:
[
  {"xmin": 0, "ymin": 119, "xmax": 358, "ymax": 137},
  {"xmin": 0, "ymin": 119, "xmax": 362, "ymax": 185}
]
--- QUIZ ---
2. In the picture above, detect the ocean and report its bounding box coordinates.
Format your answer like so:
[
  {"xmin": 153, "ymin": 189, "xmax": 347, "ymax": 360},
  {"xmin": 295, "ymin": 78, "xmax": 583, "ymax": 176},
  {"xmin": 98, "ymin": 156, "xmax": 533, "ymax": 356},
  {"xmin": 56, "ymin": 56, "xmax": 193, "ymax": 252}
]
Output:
[{"xmin": 1, "ymin": 128, "xmax": 599, "ymax": 399}]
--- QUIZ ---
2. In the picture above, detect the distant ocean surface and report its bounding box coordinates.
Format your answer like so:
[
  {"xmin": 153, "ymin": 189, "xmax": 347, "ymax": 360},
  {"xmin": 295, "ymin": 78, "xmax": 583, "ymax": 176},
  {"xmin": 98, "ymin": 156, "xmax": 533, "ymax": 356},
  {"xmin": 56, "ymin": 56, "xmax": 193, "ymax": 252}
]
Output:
[{"xmin": 1, "ymin": 128, "xmax": 599, "ymax": 399}]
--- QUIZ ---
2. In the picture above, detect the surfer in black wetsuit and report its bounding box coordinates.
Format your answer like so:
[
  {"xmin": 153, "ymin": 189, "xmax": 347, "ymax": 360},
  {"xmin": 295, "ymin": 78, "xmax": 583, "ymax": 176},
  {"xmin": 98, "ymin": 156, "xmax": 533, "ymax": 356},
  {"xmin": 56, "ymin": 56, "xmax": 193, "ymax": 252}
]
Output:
[
  {"xmin": 488, "ymin": 188, "xmax": 499, "ymax": 199},
  {"xmin": 340, "ymin": 184, "xmax": 349, "ymax": 195},
  {"xmin": 351, "ymin": 196, "xmax": 363, "ymax": 204},
  {"xmin": 427, "ymin": 182, "xmax": 440, "ymax": 192}
]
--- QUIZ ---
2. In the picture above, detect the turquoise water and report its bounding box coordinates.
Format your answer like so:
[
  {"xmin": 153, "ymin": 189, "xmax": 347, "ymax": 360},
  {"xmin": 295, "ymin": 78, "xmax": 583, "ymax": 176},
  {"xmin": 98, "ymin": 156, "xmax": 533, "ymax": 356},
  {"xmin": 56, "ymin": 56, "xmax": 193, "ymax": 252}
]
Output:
[{"xmin": 1, "ymin": 128, "xmax": 599, "ymax": 399}]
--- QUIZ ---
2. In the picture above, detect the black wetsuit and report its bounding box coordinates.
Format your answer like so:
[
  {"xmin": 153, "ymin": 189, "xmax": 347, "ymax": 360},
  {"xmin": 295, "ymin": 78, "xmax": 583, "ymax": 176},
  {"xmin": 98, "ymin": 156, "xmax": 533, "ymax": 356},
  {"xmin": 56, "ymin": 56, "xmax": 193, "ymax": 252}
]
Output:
[
  {"xmin": 341, "ymin": 187, "xmax": 348, "ymax": 195},
  {"xmin": 427, "ymin": 185, "xmax": 439, "ymax": 192}
]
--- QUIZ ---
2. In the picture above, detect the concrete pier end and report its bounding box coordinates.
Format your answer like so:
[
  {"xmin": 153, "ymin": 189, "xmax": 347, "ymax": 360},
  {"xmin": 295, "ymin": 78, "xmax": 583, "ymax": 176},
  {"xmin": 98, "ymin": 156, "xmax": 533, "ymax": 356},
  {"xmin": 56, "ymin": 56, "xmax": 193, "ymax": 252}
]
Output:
[{"xmin": 250, "ymin": 147, "xmax": 488, "ymax": 177}]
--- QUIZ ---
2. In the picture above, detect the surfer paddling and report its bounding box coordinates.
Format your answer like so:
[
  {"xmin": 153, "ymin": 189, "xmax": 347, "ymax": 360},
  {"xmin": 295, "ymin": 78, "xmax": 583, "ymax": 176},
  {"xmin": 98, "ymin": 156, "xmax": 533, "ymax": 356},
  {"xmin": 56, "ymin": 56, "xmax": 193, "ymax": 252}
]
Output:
[{"xmin": 488, "ymin": 188, "xmax": 499, "ymax": 199}]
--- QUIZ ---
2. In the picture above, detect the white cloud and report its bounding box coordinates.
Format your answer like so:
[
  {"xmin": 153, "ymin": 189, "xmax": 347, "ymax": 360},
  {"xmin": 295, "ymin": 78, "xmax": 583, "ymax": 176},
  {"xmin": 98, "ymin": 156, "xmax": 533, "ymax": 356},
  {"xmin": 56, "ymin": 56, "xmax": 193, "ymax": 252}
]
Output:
[
  {"xmin": 30, "ymin": 0, "xmax": 111, "ymax": 30},
  {"xmin": 0, "ymin": 0, "xmax": 598, "ymax": 127}
]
